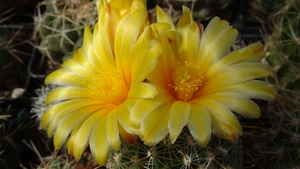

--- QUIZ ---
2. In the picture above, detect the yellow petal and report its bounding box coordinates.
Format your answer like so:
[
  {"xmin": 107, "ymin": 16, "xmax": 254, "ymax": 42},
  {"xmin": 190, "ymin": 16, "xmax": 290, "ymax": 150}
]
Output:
[
  {"xmin": 90, "ymin": 114, "xmax": 111, "ymax": 166},
  {"xmin": 211, "ymin": 115, "xmax": 240, "ymax": 141},
  {"xmin": 205, "ymin": 92, "xmax": 261, "ymax": 118},
  {"xmin": 53, "ymin": 104, "xmax": 101, "ymax": 149},
  {"xmin": 176, "ymin": 6, "xmax": 200, "ymax": 63},
  {"xmin": 220, "ymin": 42, "xmax": 265, "ymax": 65},
  {"xmin": 44, "ymin": 87, "xmax": 88, "ymax": 105},
  {"xmin": 130, "ymin": 26, "xmax": 161, "ymax": 82},
  {"xmin": 206, "ymin": 43, "xmax": 266, "ymax": 77},
  {"xmin": 72, "ymin": 48, "xmax": 97, "ymax": 71},
  {"xmin": 44, "ymin": 68, "xmax": 89, "ymax": 87},
  {"xmin": 61, "ymin": 59, "xmax": 94, "ymax": 77},
  {"xmin": 188, "ymin": 104, "xmax": 211, "ymax": 147},
  {"xmin": 130, "ymin": 94, "xmax": 168, "ymax": 129},
  {"xmin": 81, "ymin": 25, "xmax": 101, "ymax": 67},
  {"xmin": 117, "ymin": 99, "xmax": 136, "ymax": 134},
  {"xmin": 168, "ymin": 101, "xmax": 191, "ymax": 143},
  {"xmin": 197, "ymin": 98, "xmax": 242, "ymax": 136},
  {"xmin": 147, "ymin": 36, "xmax": 177, "ymax": 88},
  {"xmin": 201, "ymin": 80, "xmax": 277, "ymax": 101},
  {"xmin": 207, "ymin": 62, "xmax": 271, "ymax": 82},
  {"xmin": 106, "ymin": 108, "xmax": 121, "ymax": 150},
  {"xmin": 198, "ymin": 17, "xmax": 238, "ymax": 71},
  {"xmin": 41, "ymin": 99, "xmax": 84, "ymax": 129},
  {"xmin": 66, "ymin": 107, "xmax": 111, "ymax": 160},
  {"xmin": 201, "ymin": 64, "xmax": 271, "ymax": 93},
  {"xmin": 93, "ymin": 22, "xmax": 115, "ymax": 66},
  {"xmin": 119, "ymin": 123, "xmax": 137, "ymax": 145},
  {"xmin": 128, "ymin": 82, "xmax": 158, "ymax": 98},
  {"xmin": 46, "ymin": 100, "xmax": 101, "ymax": 137},
  {"xmin": 114, "ymin": 8, "xmax": 147, "ymax": 84},
  {"xmin": 156, "ymin": 6, "xmax": 175, "ymax": 29},
  {"xmin": 139, "ymin": 103, "xmax": 172, "ymax": 146}
]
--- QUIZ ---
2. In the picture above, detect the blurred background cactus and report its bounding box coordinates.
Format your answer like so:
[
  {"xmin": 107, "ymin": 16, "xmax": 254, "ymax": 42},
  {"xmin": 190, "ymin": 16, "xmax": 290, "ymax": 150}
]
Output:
[
  {"xmin": 263, "ymin": 0, "xmax": 300, "ymax": 91},
  {"xmin": 240, "ymin": 0, "xmax": 300, "ymax": 168},
  {"xmin": 34, "ymin": 0, "xmax": 98, "ymax": 64}
]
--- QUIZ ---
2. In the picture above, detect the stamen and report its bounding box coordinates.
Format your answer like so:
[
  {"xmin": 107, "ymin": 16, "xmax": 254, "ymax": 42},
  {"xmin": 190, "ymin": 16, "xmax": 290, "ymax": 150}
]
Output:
[
  {"xmin": 170, "ymin": 61, "xmax": 203, "ymax": 101},
  {"xmin": 88, "ymin": 65, "xmax": 129, "ymax": 105}
]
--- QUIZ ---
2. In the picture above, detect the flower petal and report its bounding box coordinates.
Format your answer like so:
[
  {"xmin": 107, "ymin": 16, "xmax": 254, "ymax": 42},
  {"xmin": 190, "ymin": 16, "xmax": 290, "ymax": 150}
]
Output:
[
  {"xmin": 211, "ymin": 115, "xmax": 240, "ymax": 141},
  {"xmin": 130, "ymin": 27, "xmax": 161, "ymax": 82},
  {"xmin": 53, "ymin": 104, "xmax": 101, "ymax": 149},
  {"xmin": 94, "ymin": 2, "xmax": 115, "ymax": 66},
  {"xmin": 188, "ymin": 104, "xmax": 211, "ymax": 147},
  {"xmin": 168, "ymin": 101, "xmax": 191, "ymax": 143},
  {"xmin": 200, "ymin": 80, "xmax": 277, "ymax": 101},
  {"xmin": 106, "ymin": 108, "xmax": 121, "ymax": 150},
  {"xmin": 119, "ymin": 123, "xmax": 137, "ymax": 145},
  {"xmin": 81, "ymin": 25, "xmax": 102, "ymax": 67},
  {"xmin": 117, "ymin": 99, "xmax": 136, "ymax": 134},
  {"xmin": 44, "ymin": 87, "xmax": 88, "ymax": 105},
  {"xmin": 139, "ymin": 103, "xmax": 172, "ymax": 146},
  {"xmin": 45, "ymin": 68, "xmax": 90, "ymax": 87},
  {"xmin": 200, "ymin": 64, "xmax": 271, "ymax": 93},
  {"xmin": 197, "ymin": 98, "xmax": 242, "ymax": 136},
  {"xmin": 206, "ymin": 43, "xmax": 266, "ymax": 77},
  {"xmin": 61, "ymin": 59, "xmax": 94, "ymax": 78},
  {"xmin": 90, "ymin": 114, "xmax": 111, "ymax": 166},
  {"xmin": 205, "ymin": 92, "xmax": 261, "ymax": 118},
  {"xmin": 128, "ymin": 82, "xmax": 158, "ymax": 98},
  {"xmin": 176, "ymin": 6, "xmax": 200, "ymax": 63},
  {"xmin": 66, "ymin": 107, "xmax": 111, "ymax": 160},
  {"xmin": 41, "ymin": 100, "xmax": 84, "ymax": 129},
  {"xmin": 198, "ymin": 17, "xmax": 238, "ymax": 71},
  {"xmin": 130, "ymin": 94, "xmax": 168, "ymax": 129},
  {"xmin": 72, "ymin": 48, "xmax": 96, "ymax": 69},
  {"xmin": 114, "ymin": 7, "xmax": 147, "ymax": 84},
  {"xmin": 46, "ymin": 100, "xmax": 101, "ymax": 137},
  {"xmin": 156, "ymin": 6, "xmax": 175, "ymax": 29}
]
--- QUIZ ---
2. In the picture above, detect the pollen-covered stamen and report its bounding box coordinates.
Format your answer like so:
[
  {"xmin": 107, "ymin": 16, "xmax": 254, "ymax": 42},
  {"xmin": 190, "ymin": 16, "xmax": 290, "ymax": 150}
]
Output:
[
  {"xmin": 170, "ymin": 61, "xmax": 203, "ymax": 102},
  {"xmin": 88, "ymin": 65, "xmax": 129, "ymax": 105}
]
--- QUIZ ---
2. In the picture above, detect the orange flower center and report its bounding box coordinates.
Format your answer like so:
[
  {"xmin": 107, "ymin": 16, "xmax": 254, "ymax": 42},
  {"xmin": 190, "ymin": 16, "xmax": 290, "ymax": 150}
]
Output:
[
  {"xmin": 88, "ymin": 65, "xmax": 129, "ymax": 105},
  {"xmin": 170, "ymin": 61, "xmax": 203, "ymax": 102}
]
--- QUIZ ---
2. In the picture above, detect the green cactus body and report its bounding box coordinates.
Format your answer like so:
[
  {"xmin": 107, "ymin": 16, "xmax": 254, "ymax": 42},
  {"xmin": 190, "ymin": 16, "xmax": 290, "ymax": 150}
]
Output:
[{"xmin": 107, "ymin": 127, "xmax": 242, "ymax": 169}]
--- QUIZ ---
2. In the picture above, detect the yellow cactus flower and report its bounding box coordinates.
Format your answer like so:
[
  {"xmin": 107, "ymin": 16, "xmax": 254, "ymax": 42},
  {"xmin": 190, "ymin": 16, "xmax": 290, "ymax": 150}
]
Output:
[
  {"xmin": 41, "ymin": 1, "xmax": 161, "ymax": 166},
  {"xmin": 131, "ymin": 6, "xmax": 277, "ymax": 147}
]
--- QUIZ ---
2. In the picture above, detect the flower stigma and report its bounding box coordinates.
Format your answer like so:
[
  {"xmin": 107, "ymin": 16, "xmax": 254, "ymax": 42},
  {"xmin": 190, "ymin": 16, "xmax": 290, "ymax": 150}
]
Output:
[
  {"xmin": 88, "ymin": 65, "xmax": 129, "ymax": 106},
  {"xmin": 170, "ymin": 61, "xmax": 203, "ymax": 102}
]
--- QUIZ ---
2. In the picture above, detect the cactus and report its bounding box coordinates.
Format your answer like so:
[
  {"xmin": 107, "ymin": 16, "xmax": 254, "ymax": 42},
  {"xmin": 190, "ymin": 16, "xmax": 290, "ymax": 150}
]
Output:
[
  {"xmin": 107, "ymin": 127, "xmax": 242, "ymax": 169},
  {"xmin": 34, "ymin": 0, "xmax": 98, "ymax": 63}
]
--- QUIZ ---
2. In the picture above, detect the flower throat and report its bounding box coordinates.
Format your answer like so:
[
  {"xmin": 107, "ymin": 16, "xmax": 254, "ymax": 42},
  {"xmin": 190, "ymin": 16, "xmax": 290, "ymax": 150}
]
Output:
[{"xmin": 170, "ymin": 61, "xmax": 203, "ymax": 102}]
